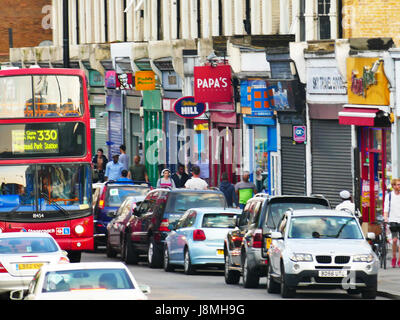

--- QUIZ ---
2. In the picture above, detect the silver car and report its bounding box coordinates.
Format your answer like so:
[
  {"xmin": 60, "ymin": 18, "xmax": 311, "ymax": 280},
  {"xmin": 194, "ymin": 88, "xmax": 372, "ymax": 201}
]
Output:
[
  {"xmin": 267, "ymin": 209, "xmax": 379, "ymax": 299},
  {"xmin": 0, "ymin": 232, "xmax": 69, "ymax": 295}
]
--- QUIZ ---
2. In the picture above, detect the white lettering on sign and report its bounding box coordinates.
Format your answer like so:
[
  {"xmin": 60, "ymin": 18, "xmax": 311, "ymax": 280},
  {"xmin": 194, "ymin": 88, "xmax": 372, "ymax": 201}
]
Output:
[
  {"xmin": 196, "ymin": 77, "xmax": 228, "ymax": 89},
  {"xmin": 181, "ymin": 106, "xmax": 198, "ymax": 115}
]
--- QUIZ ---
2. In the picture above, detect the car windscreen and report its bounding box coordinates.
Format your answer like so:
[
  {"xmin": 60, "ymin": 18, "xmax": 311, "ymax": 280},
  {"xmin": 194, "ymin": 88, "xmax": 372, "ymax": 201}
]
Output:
[
  {"xmin": 105, "ymin": 186, "xmax": 149, "ymax": 207},
  {"xmin": 42, "ymin": 268, "xmax": 134, "ymax": 293},
  {"xmin": 202, "ymin": 214, "xmax": 238, "ymax": 228},
  {"xmin": 0, "ymin": 237, "xmax": 58, "ymax": 254},
  {"xmin": 165, "ymin": 193, "xmax": 227, "ymax": 213},
  {"xmin": 266, "ymin": 200, "xmax": 329, "ymax": 229},
  {"xmin": 287, "ymin": 216, "xmax": 363, "ymax": 239}
]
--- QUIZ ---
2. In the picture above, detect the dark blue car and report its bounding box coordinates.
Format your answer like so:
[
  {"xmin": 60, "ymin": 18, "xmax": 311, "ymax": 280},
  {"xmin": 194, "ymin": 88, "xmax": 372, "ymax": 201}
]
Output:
[{"xmin": 92, "ymin": 181, "xmax": 151, "ymax": 250}]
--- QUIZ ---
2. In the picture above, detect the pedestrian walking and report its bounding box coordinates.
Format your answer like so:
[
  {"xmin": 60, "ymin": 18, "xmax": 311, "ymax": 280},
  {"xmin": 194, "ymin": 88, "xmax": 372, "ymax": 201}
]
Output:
[
  {"xmin": 128, "ymin": 155, "xmax": 149, "ymax": 183},
  {"xmin": 184, "ymin": 165, "xmax": 208, "ymax": 190},
  {"xmin": 235, "ymin": 171, "xmax": 257, "ymax": 209},
  {"xmin": 119, "ymin": 144, "xmax": 129, "ymax": 171},
  {"xmin": 336, "ymin": 190, "xmax": 356, "ymax": 214},
  {"xmin": 104, "ymin": 154, "xmax": 124, "ymax": 182},
  {"xmin": 384, "ymin": 178, "xmax": 400, "ymax": 268},
  {"xmin": 92, "ymin": 148, "xmax": 108, "ymax": 182},
  {"xmin": 156, "ymin": 168, "xmax": 176, "ymax": 189},
  {"xmin": 171, "ymin": 164, "xmax": 189, "ymax": 188},
  {"xmin": 219, "ymin": 172, "xmax": 238, "ymax": 208}
]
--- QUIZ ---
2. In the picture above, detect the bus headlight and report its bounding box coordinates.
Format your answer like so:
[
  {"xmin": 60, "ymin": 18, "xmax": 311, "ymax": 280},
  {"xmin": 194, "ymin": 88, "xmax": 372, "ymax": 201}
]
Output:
[{"xmin": 74, "ymin": 225, "xmax": 85, "ymax": 235}]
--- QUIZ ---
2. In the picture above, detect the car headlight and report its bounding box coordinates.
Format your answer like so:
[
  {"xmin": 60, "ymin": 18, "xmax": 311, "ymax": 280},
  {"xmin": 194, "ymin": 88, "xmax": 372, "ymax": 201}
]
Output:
[
  {"xmin": 290, "ymin": 253, "xmax": 313, "ymax": 262},
  {"xmin": 353, "ymin": 254, "xmax": 375, "ymax": 263}
]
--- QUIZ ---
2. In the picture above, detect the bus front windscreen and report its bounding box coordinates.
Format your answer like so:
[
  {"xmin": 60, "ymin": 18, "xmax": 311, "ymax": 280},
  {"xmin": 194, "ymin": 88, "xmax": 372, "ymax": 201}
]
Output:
[{"xmin": 0, "ymin": 164, "xmax": 91, "ymax": 221}]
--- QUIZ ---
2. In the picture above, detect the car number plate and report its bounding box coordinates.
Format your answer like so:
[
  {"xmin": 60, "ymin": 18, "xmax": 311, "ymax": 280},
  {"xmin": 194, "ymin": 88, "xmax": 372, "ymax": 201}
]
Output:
[
  {"xmin": 16, "ymin": 263, "xmax": 43, "ymax": 270},
  {"xmin": 217, "ymin": 249, "xmax": 224, "ymax": 255},
  {"xmin": 318, "ymin": 270, "xmax": 347, "ymax": 277}
]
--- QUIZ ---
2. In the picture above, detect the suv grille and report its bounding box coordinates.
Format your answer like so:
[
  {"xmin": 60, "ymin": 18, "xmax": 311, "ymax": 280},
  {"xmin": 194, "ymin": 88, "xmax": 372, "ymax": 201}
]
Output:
[
  {"xmin": 335, "ymin": 256, "xmax": 350, "ymax": 264},
  {"xmin": 316, "ymin": 256, "xmax": 332, "ymax": 264}
]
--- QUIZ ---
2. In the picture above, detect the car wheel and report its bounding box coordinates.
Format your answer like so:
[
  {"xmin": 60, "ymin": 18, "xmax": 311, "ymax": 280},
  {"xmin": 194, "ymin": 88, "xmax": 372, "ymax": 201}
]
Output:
[
  {"xmin": 280, "ymin": 264, "xmax": 295, "ymax": 298},
  {"xmin": 267, "ymin": 260, "xmax": 280, "ymax": 294},
  {"xmin": 242, "ymin": 254, "xmax": 259, "ymax": 288},
  {"xmin": 184, "ymin": 248, "xmax": 196, "ymax": 275},
  {"xmin": 106, "ymin": 240, "xmax": 117, "ymax": 258},
  {"xmin": 361, "ymin": 289, "xmax": 377, "ymax": 299},
  {"xmin": 224, "ymin": 252, "xmax": 240, "ymax": 285},
  {"xmin": 147, "ymin": 237, "xmax": 163, "ymax": 268},
  {"xmin": 163, "ymin": 245, "xmax": 174, "ymax": 272},
  {"xmin": 124, "ymin": 234, "xmax": 138, "ymax": 265}
]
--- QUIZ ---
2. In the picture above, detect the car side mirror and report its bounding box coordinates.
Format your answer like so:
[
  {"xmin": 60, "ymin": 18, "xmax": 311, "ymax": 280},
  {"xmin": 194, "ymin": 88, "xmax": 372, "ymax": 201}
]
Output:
[
  {"xmin": 139, "ymin": 284, "xmax": 151, "ymax": 295},
  {"xmin": 271, "ymin": 231, "xmax": 283, "ymax": 240},
  {"xmin": 107, "ymin": 211, "xmax": 117, "ymax": 218},
  {"xmin": 366, "ymin": 232, "xmax": 376, "ymax": 241},
  {"xmin": 10, "ymin": 290, "xmax": 24, "ymax": 300}
]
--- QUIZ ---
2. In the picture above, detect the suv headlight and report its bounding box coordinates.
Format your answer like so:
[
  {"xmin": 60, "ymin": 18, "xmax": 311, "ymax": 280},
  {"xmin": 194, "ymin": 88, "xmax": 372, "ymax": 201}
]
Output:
[
  {"xmin": 353, "ymin": 254, "xmax": 375, "ymax": 263},
  {"xmin": 290, "ymin": 253, "xmax": 313, "ymax": 262}
]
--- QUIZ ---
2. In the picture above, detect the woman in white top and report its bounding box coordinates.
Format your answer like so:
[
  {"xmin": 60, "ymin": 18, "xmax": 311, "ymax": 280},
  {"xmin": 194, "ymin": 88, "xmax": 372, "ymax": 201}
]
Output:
[
  {"xmin": 156, "ymin": 169, "xmax": 176, "ymax": 189},
  {"xmin": 384, "ymin": 178, "xmax": 400, "ymax": 268}
]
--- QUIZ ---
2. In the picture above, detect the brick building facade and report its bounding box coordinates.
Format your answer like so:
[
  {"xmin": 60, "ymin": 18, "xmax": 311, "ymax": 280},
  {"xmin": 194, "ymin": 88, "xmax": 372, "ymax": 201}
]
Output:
[{"xmin": 0, "ymin": 0, "xmax": 52, "ymax": 62}]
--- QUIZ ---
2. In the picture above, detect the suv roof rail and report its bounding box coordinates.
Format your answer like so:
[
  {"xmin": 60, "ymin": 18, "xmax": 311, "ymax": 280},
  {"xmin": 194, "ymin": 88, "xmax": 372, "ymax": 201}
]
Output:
[{"xmin": 255, "ymin": 193, "xmax": 269, "ymax": 198}]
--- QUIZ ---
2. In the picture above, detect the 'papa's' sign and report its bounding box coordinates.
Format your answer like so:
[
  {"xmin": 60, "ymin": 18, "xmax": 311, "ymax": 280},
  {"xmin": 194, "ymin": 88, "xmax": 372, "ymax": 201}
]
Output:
[
  {"xmin": 173, "ymin": 96, "xmax": 206, "ymax": 119},
  {"xmin": 194, "ymin": 65, "xmax": 232, "ymax": 103}
]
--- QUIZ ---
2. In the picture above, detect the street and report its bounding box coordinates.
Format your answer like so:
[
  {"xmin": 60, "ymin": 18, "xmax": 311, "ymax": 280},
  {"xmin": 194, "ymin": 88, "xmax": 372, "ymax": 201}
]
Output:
[{"xmin": 82, "ymin": 249, "xmax": 389, "ymax": 300}]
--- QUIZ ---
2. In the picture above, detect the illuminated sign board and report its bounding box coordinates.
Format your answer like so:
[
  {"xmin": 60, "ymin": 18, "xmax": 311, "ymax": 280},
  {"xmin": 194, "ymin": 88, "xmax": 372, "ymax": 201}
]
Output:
[{"xmin": 12, "ymin": 129, "xmax": 59, "ymax": 154}]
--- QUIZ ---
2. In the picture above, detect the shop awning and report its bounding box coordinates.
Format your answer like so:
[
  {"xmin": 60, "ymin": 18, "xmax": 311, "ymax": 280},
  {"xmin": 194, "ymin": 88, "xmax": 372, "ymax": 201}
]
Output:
[{"xmin": 338, "ymin": 107, "xmax": 380, "ymax": 126}]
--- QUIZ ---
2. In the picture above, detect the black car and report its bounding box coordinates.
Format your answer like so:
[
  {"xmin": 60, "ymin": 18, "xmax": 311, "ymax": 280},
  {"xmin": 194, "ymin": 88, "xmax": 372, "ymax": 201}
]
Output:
[
  {"xmin": 122, "ymin": 188, "xmax": 227, "ymax": 268},
  {"xmin": 224, "ymin": 194, "xmax": 330, "ymax": 288}
]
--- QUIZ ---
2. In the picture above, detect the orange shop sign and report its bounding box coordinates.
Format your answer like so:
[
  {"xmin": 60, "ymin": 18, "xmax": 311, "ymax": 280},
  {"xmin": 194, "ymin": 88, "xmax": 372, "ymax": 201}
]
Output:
[
  {"xmin": 135, "ymin": 71, "xmax": 156, "ymax": 91},
  {"xmin": 347, "ymin": 57, "xmax": 389, "ymax": 106}
]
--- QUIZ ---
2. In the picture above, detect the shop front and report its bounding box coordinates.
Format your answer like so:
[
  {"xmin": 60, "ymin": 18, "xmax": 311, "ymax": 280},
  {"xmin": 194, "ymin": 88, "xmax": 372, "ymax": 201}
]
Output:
[{"xmin": 338, "ymin": 56, "xmax": 392, "ymax": 226}]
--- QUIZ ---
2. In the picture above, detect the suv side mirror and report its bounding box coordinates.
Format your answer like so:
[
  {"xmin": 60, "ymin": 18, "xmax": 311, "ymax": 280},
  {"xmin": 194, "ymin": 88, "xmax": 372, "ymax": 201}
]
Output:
[
  {"xmin": 366, "ymin": 232, "xmax": 376, "ymax": 241},
  {"xmin": 271, "ymin": 231, "xmax": 283, "ymax": 239}
]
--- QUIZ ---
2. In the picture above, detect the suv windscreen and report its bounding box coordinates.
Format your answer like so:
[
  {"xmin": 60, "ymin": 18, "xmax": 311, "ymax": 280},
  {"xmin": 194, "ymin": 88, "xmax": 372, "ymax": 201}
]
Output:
[
  {"xmin": 165, "ymin": 192, "xmax": 226, "ymax": 213},
  {"xmin": 266, "ymin": 199, "xmax": 329, "ymax": 229},
  {"xmin": 105, "ymin": 186, "xmax": 149, "ymax": 207}
]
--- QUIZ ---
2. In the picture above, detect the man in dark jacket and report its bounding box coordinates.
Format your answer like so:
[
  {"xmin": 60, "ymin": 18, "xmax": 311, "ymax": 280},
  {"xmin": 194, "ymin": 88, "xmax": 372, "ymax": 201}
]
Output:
[
  {"xmin": 219, "ymin": 172, "xmax": 239, "ymax": 208},
  {"xmin": 171, "ymin": 164, "xmax": 189, "ymax": 188}
]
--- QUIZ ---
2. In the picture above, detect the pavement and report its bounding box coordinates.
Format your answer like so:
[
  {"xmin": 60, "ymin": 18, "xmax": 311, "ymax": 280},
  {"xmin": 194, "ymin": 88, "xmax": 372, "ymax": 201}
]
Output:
[{"xmin": 377, "ymin": 249, "xmax": 400, "ymax": 299}]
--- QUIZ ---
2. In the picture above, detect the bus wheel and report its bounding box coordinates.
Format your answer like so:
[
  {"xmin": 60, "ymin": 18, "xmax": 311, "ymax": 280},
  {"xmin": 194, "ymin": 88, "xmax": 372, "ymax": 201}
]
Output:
[{"xmin": 68, "ymin": 251, "xmax": 82, "ymax": 263}]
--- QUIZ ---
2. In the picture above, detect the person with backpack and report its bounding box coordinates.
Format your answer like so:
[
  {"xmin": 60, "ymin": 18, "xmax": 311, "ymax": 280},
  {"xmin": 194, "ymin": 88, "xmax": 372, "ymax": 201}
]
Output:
[{"xmin": 384, "ymin": 178, "xmax": 400, "ymax": 268}]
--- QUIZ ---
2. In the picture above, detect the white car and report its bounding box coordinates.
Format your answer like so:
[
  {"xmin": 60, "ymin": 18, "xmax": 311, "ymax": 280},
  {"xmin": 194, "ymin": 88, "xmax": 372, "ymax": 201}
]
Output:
[
  {"xmin": 0, "ymin": 232, "xmax": 69, "ymax": 294},
  {"xmin": 267, "ymin": 209, "xmax": 379, "ymax": 299},
  {"xmin": 10, "ymin": 262, "xmax": 149, "ymax": 300}
]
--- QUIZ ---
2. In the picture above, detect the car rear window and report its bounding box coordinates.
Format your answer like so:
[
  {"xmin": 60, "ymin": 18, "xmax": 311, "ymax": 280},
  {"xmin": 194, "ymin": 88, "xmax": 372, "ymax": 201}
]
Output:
[
  {"xmin": 165, "ymin": 192, "xmax": 226, "ymax": 213},
  {"xmin": 202, "ymin": 214, "xmax": 238, "ymax": 228},
  {"xmin": 0, "ymin": 237, "xmax": 58, "ymax": 254},
  {"xmin": 105, "ymin": 186, "xmax": 149, "ymax": 207},
  {"xmin": 266, "ymin": 200, "xmax": 329, "ymax": 229},
  {"xmin": 42, "ymin": 268, "xmax": 134, "ymax": 292}
]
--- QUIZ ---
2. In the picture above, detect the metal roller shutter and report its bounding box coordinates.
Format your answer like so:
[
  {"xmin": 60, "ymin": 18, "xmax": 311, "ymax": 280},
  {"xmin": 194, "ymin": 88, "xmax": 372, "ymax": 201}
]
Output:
[
  {"xmin": 311, "ymin": 120, "xmax": 352, "ymax": 207},
  {"xmin": 281, "ymin": 137, "xmax": 306, "ymax": 195}
]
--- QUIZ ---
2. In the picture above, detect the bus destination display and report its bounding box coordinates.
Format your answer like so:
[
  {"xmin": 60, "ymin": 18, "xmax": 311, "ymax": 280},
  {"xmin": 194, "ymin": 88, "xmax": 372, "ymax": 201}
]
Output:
[{"xmin": 12, "ymin": 129, "xmax": 59, "ymax": 154}]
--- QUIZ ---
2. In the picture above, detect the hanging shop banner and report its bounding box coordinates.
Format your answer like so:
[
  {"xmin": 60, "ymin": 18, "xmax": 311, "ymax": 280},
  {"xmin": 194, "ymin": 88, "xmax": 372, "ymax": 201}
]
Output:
[
  {"xmin": 135, "ymin": 71, "xmax": 156, "ymax": 91},
  {"xmin": 117, "ymin": 73, "xmax": 134, "ymax": 90},
  {"xmin": 105, "ymin": 71, "xmax": 117, "ymax": 89},
  {"xmin": 173, "ymin": 96, "xmax": 206, "ymax": 119},
  {"xmin": 193, "ymin": 65, "xmax": 232, "ymax": 103},
  {"xmin": 347, "ymin": 57, "xmax": 390, "ymax": 106},
  {"xmin": 293, "ymin": 125, "xmax": 306, "ymax": 143}
]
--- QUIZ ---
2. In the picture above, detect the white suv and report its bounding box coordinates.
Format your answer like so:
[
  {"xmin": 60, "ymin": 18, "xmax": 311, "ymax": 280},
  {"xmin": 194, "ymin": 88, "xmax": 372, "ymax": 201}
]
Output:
[{"xmin": 267, "ymin": 209, "xmax": 379, "ymax": 299}]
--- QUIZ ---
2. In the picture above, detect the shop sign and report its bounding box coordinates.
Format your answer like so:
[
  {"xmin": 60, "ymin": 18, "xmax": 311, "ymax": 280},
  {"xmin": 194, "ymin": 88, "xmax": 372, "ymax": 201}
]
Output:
[
  {"xmin": 105, "ymin": 70, "xmax": 117, "ymax": 89},
  {"xmin": 347, "ymin": 57, "xmax": 389, "ymax": 106},
  {"xmin": 173, "ymin": 96, "xmax": 206, "ymax": 119},
  {"xmin": 293, "ymin": 126, "xmax": 306, "ymax": 143},
  {"xmin": 89, "ymin": 70, "xmax": 104, "ymax": 87},
  {"xmin": 105, "ymin": 71, "xmax": 134, "ymax": 90},
  {"xmin": 135, "ymin": 71, "xmax": 156, "ymax": 91},
  {"xmin": 307, "ymin": 67, "xmax": 346, "ymax": 95},
  {"xmin": 193, "ymin": 65, "xmax": 232, "ymax": 103}
]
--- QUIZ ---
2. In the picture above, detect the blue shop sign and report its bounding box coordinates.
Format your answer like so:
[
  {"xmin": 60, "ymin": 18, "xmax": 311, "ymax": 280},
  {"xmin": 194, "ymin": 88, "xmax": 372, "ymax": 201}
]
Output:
[{"xmin": 173, "ymin": 96, "xmax": 206, "ymax": 119}]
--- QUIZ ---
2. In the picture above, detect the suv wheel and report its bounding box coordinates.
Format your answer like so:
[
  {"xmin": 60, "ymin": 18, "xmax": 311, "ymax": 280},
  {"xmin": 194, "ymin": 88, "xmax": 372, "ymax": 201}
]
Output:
[
  {"xmin": 184, "ymin": 248, "xmax": 196, "ymax": 275},
  {"xmin": 147, "ymin": 237, "xmax": 163, "ymax": 268},
  {"xmin": 266, "ymin": 261, "xmax": 280, "ymax": 294},
  {"xmin": 224, "ymin": 252, "xmax": 240, "ymax": 284},
  {"xmin": 242, "ymin": 254, "xmax": 259, "ymax": 288},
  {"xmin": 280, "ymin": 264, "xmax": 295, "ymax": 298},
  {"xmin": 106, "ymin": 240, "xmax": 117, "ymax": 258},
  {"xmin": 361, "ymin": 279, "xmax": 377, "ymax": 299},
  {"xmin": 163, "ymin": 245, "xmax": 174, "ymax": 272},
  {"xmin": 124, "ymin": 234, "xmax": 138, "ymax": 265}
]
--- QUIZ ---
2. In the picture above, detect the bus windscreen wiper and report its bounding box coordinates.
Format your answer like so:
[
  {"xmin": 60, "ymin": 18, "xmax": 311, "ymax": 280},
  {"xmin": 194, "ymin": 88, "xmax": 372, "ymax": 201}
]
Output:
[{"xmin": 40, "ymin": 192, "xmax": 69, "ymax": 216}]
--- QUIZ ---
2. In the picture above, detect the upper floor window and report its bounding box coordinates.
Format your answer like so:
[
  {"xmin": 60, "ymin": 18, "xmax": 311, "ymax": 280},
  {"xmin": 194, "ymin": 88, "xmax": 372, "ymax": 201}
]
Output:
[{"xmin": 318, "ymin": 0, "xmax": 331, "ymax": 39}]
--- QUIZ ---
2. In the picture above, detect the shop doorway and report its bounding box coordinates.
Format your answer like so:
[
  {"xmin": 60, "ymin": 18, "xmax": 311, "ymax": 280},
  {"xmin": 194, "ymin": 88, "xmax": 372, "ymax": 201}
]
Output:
[{"xmin": 359, "ymin": 127, "xmax": 390, "ymax": 225}]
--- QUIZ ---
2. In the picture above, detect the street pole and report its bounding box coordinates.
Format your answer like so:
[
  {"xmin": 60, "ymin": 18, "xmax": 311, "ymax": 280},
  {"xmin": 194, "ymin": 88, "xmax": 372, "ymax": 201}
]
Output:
[{"xmin": 63, "ymin": 0, "xmax": 70, "ymax": 68}]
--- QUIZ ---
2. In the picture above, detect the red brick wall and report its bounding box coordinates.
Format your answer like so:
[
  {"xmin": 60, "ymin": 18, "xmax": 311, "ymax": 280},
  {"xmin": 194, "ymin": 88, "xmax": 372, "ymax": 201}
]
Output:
[{"xmin": 0, "ymin": 0, "xmax": 52, "ymax": 61}]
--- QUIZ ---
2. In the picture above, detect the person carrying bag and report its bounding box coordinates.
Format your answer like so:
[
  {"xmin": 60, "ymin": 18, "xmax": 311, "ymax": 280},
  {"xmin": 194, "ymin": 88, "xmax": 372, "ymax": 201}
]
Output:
[{"xmin": 384, "ymin": 178, "xmax": 400, "ymax": 268}]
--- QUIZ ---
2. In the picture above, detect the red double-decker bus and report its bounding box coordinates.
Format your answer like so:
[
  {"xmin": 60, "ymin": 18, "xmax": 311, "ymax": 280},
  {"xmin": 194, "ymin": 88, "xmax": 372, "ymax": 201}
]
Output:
[{"xmin": 0, "ymin": 68, "xmax": 93, "ymax": 262}]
